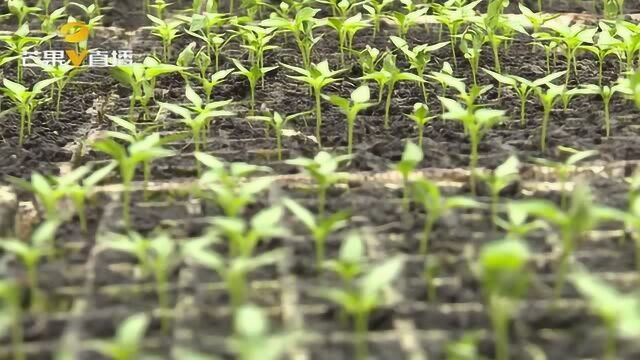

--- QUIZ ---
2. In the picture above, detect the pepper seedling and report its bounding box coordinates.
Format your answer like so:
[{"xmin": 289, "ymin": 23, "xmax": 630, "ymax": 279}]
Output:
[
  {"xmin": 405, "ymin": 103, "xmax": 437, "ymax": 147},
  {"xmin": 0, "ymin": 23, "xmax": 53, "ymax": 83},
  {"xmin": 87, "ymin": 313, "xmax": 150, "ymax": 360},
  {"xmin": 395, "ymin": 141, "xmax": 423, "ymax": 210},
  {"xmin": 8, "ymin": 0, "xmax": 40, "ymax": 27},
  {"xmin": 574, "ymin": 84, "xmax": 625, "ymax": 137},
  {"xmin": 325, "ymin": 84, "xmax": 375, "ymax": 157},
  {"xmin": 280, "ymin": 60, "xmax": 347, "ymax": 147},
  {"xmin": 326, "ymin": 13, "xmax": 370, "ymax": 66},
  {"xmin": 318, "ymin": 256, "xmax": 404, "ymax": 360},
  {"xmin": 147, "ymin": 14, "xmax": 183, "ymax": 62},
  {"xmin": 535, "ymin": 82, "xmax": 565, "ymax": 151},
  {"xmin": 412, "ymin": 178, "xmax": 481, "ymax": 254},
  {"xmin": 283, "ymin": 198, "xmax": 349, "ymax": 265},
  {"xmin": 496, "ymin": 202, "xmax": 548, "ymax": 240},
  {"xmin": 545, "ymin": 22, "xmax": 597, "ymax": 85},
  {"xmin": 478, "ymin": 155, "xmax": 520, "ymax": 226},
  {"xmin": 232, "ymin": 59, "xmax": 277, "ymax": 115},
  {"xmin": 387, "ymin": 7, "xmax": 429, "ymax": 40},
  {"xmin": 2, "ymin": 78, "xmax": 57, "ymax": 146},
  {"xmin": 323, "ymin": 231, "xmax": 367, "ymax": 287},
  {"xmin": 571, "ymin": 271, "xmax": 640, "ymax": 360},
  {"xmin": 476, "ymin": 238, "xmax": 530, "ymax": 360},
  {"xmin": 0, "ymin": 280, "xmax": 24, "ymax": 360},
  {"xmin": 247, "ymin": 110, "xmax": 311, "ymax": 160},
  {"xmin": 32, "ymin": 60, "xmax": 82, "ymax": 119},
  {"xmin": 286, "ymin": 151, "xmax": 351, "ymax": 217},
  {"xmin": 459, "ymin": 27, "xmax": 486, "ymax": 86},
  {"xmin": 362, "ymin": 0, "xmax": 393, "ymax": 37}
]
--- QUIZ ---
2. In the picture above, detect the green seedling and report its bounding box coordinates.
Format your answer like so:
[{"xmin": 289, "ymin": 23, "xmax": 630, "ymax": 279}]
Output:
[
  {"xmin": 356, "ymin": 45, "xmax": 382, "ymax": 78},
  {"xmin": 185, "ymin": 25, "xmax": 235, "ymax": 71},
  {"xmin": 88, "ymin": 313, "xmax": 150, "ymax": 360},
  {"xmin": 68, "ymin": 3, "xmax": 104, "ymax": 37},
  {"xmin": 1, "ymin": 220, "xmax": 60, "ymax": 312},
  {"xmin": 406, "ymin": 103, "xmax": 436, "ymax": 147},
  {"xmin": 361, "ymin": 54, "xmax": 424, "ymax": 129},
  {"xmin": 184, "ymin": 236, "xmax": 283, "ymax": 309},
  {"xmin": 476, "ymin": 238, "xmax": 530, "ymax": 360},
  {"xmin": 535, "ymin": 82, "xmax": 565, "ymax": 151},
  {"xmin": 195, "ymin": 152, "xmax": 273, "ymax": 218},
  {"xmin": 388, "ymin": 7, "xmax": 429, "ymax": 39},
  {"xmin": 459, "ymin": 27, "xmax": 486, "ymax": 86},
  {"xmin": 195, "ymin": 61, "xmax": 234, "ymax": 102},
  {"xmin": 2, "ymin": 78, "xmax": 57, "ymax": 146},
  {"xmin": 446, "ymin": 331, "xmax": 482, "ymax": 360},
  {"xmin": 326, "ymin": 13, "xmax": 370, "ymax": 66},
  {"xmin": 483, "ymin": 69, "xmax": 566, "ymax": 127},
  {"xmin": 0, "ymin": 24, "xmax": 53, "ymax": 83},
  {"xmin": 261, "ymin": 7, "xmax": 321, "ymax": 69},
  {"xmin": 496, "ymin": 202, "xmax": 547, "ymax": 240},
  {"xmin": 579, "ymin": 22, "xmax": 620, "ymax": 86},
  {"xmin": 518, "ymin": 3, "xmax": 560, "ymax": 34},
  {"xmin": 531, "ymin": 146, "xmax": 598, "ymax": 209},
  {"xmin": 0, "ymin": 280, "xmax": 24, "ymax": 360},
  {"xmin": 478, "ymin": 0, "xmax": 515, "ymax": 76},
  {"xmin": 280, "ymin": 60, "xmax": 346, "ymax": 147},
  {"xmin": 362, "ymin": 0, "xmax": 393, "ymax": 37},
  {"xmin": 111, "ymin": 57, "xmax": 186, "ymax": 120},
  {"xmin": 283, "ymin": 198, "xmax": 349, "ymax": 265},
  {"xmin": 247, "ymin": 110, "xmax": 310, "ymax": 160},
  {"xmin": 429, "ymin": 62, "xmax": 455, "ymax": 99},
  {"xmin": 430, "ymin": 72, "xmax": 491, "ymax": 117},
  {"xmin": 33, "ymin": 60, "xmax": 81, "ymax": 118},
  {"xmin": 433, "ymin": 0, "xmax": 480, "ymax": 64},
  {"xmin": 610, "ymin": 22, "xmax": 640, "ymax": 71},
  {"xmin": 603, "ymin": 0, "xmax": 625, "ymax": 19},
  {"xmin": 159, "ymin": 85, "xmax": 234, "ymax": 172},
  {"xmin": 319, "ymin": 256, "xmax": 404, "ymax": 360},
  {"xmin": 211, "ymin": 205, "xmax": 289, "ymax": 257},
  {"xmin": 103, "ymin": 232, "xmax": 177, "ymax": 333},
  {"xmin": 512, "ymin": 185, "xmax": 624, "ymax": 301},
  {"xmin": 390, "ymin": 36, "xmax": 448, "ymax": 101},
  {"xmin": 395, "ymin": 141, "xmax": 423, "ymax": 210},
  {"xmin": 575, "ymin": 84, "xmax": 625, "ymax": 137},
  {"xmin": 147, "ymin": 15, "xmax": 182, "ymax": 62},
  {"xmin": 39, "ymin": 6, "xmax": 67, "ymax": 36},
  {"xmin": 234, "ymin": 25, "xmax": 278, "ymax": 75},
  {"xmin": 286, "ymin": 151, "xmax": 351, "ymax": 217},
  {"xmin": 478, "ymin": 156, "xmax": 520, "ymax": 226},
  {"xmin": 571, "ymin": 271, "xmax": 640, "ymax": 360},
  {"xmin": 8, "ymin": 0, "xmax": 40, "ymax": 27},
  {"xmin": 546, "ymin": 22, "xmax": 597, "ymax": 84},
  {"xmin": 230, "ymin": 304, "xmax": 297, "ymax": 360},
  {"xmin": 439, "ymin": 95, "xmax": 505, "ymax": 191},
  {"xmin": 323, "ymin": 232, "xmax": 366, "ymax": 287},
  {"xmin": 92, "ymin": 133, "xmax": 175, "ymax": 227},
  {"xmin": 149, "ymin": 0, "xmax": 171, "ymax": 19},
  {"xmin": 325, "ymin": 85, "xmax": 375, "ymax": 157},
  {"xmin": 412, "ymin": 178, "xmax": 480, "ymax": 254},
  {"xmin": 232, "ymin": 59, "xmax": 277, "ymax": 114}
]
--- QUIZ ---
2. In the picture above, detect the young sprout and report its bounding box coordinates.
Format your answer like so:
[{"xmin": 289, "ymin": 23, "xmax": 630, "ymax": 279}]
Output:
[
  {"xmin": 459, "ymin": 27, "xmax": 486, "ymax": 86},
  {"xmin": 323, "ymin": 231, "xmax": 366, "ymax": 287},
  {"xmin": 0, "ymin": 280, "xmax": 24, "ymax": 360},
  {"xmin": 234, "ymin": 25, "xmax": 279, "ymax": 76},
  {"xmin": 0, "ymin": 24, "xmax": 53, "ymax": 83},
  {"xmin": 185, "ymin": 25, "xmax": 235, "ymax": 71},
  {"xmin": 149, "ymin": 0, "xmax": 171, "ymax": 19},
  {"xmin": 195, "ymin": 152, "xmax": 273, "ymax": 218},
  {"xmin": 326, "ymin": 13, "xmax": 370, "ymax": 66},
  {"xmin": 184, "ymin": 236, "xmax": 283, "ymax": 309},
  {"xmin": 286, "ymin": 151, "xmax": 351, "ymax": 217},
  {"xmin": 194, "ymin": 58, "xmax": 234, "ymax": 102},
  {"xmin": 87, "ymin": 313, "xmax": 150, "ymax": 360},
  {"xmin": 546, "ymin": 22, "xmax": 597, "ymax": 85},
  {"xmin": 159, "ymin": 84, "xmax": 234, "ymax": 172},
  {"xmin": 325, "ymin": 85, "xmax": 375, "ymax": 157},
  {"xmin": 33, "ymin": 60, "xmax": 81, "ymax": 118},
  {"xmin": 1, "ymin": 220, "xmax": 60, "ymax": 312},
  {"xmin": 579, "ymin": 22, "xmax": 620, "ymax": 86},
  {"xmin": 362, "ymin": 0, "xmax": 393, "ymax": 37},
  {"xmin": 147, "ymin": 14, "xmax": 183, "ymax": 62},
  {"xmin": 484, "ymin": 69, "xmax": 566, "ymax": 127},
  {"xmin": 571, "ymin": 272, "xmax": 640, "ymax": 360},
  {"xmin": 2, "ymin": 78, "xmax": 57, "ymax": 146},
  {"xmin": 232, "ymin": 59, "xmax": 277, "ymax": 114},
  {"xmin": 261, "ymin": 7, "xmax": 321, "ymax": 69},
  {"xmin": 8, "ymin": 0, "xmax": 40, "ymax": 27},
  {"xmin": 39, "ymin": 6, "xmax": 67, "ymax": 38},
  {"xmin": 406, "ymin": 103, "xmax": 436, "ymax": 147},
  {"xmin": 439, "ymin": 96, "xmax": 505, "ymax": 191},
  {"xmin": 478, "ymin": 155, "xmax": 520, "ymax": 226},
  {"xmin": 356, "ymin": 45, "xmax": 382, "ymax": 79},
  {"xmin": 387, "ymin": 7, "xmax": 429, "ymax": 39},
  {"xmin": 531, "ymin": 146, "xmax": 598, "ymax": 209},
  {"xmin": 513, "ymin": 185, "xmax": 624, "ymax": 301},
  {"xmin": 412, "ymin": 177, "xmax": 480, "ymax": 254},
  {"xmin": 575, "ymin": 84, "xmax": 625, "ymax": 137},
  {"xmin": 92, "ymin": 133, "xmax": 175, "ymax": 227},
  {"xmin": 361, "ymin": 54, "xmax": 424, "ymax": 129},
  {"xmin": 603, "ymin": 0, "xmax": 625, "ymax": 19},
  {"xmin": 283, "ymin": 198, "xmax": 349, "ymax": 265},
  {"xmin": 390, "ymin": 36, "xmax": 448, "ymax": 101},
  {"xmin": 229, "ymin": 304, "xmax": 297, "ymax": 360},
  {"xmin": 476, "ymin": 238, "xmax": 530, "ymax": 360},
  {"xmin": 429, "ymin": 61, "xmax": 455, "ymax": 99},
  {"xmin": 319, "ymin": 256, "xmax": 404, "ymax": 360},
  {"xmin": 280, "ymin": 60, "xmax": 346, "ymax": 147},
  {"xmin": 248, "ymin": 110, "xmax": 310, "ymax": 160},
  {"xmin": 518, "ymin": 3, "xmax": 560, "ymax": 34},
  {"xmin": 395, "ymin": 141, "xmax": 423, "ymax": 210},
  {"xmin": 495, "ymin": 202, "xmax": 547, "ymax": 240},
  {"xmin": 535, "ymin": 82, "xmax": 565, "ymax": 151},
  {"xmin": 433, "ymin": 0, "xmax": 480, "ymax": 64}
]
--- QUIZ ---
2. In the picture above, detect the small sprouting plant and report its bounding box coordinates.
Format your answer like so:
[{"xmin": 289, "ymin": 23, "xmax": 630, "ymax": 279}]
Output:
[
  {"xmin": 261, "ymin": 7, "xmax": 321, "ymax": 69},
  {"xmin": 232, "ymin": 59, "xmax": 277, "ymax": 114},
  {"xmin": 535, "ymin": 82, "xmax": 565, "ymax": 151},
  {"xmin": 362, "ymin": 0, "xmax": 393, "ymax": 37},
  {"xmin": 546, "ymin": 23, "xmax": 597, "ymax": 84},
  {"xmin": 1, "ymin": 220, "xmax": 60, "ymax": 312},
  {"xmin": 428, "ymin": 61, "xmax": 455, "ymax": 99},
  {"xmin": 326, "ymin": 13, "xmax": 370, "ymax": 66},
  {"xmin": 8, "ymin": 0, "xmax": 40, "ymax": 27},
  {"xmin": 459, "ymin": 27, "xmax": 486, "ymax": 86},
  {"xmin": 33, "ymin": 60, "xmax": 81, "ymax": 118},
  {"xmin": 184, "ymin": 236, "xmax": 283, "ymax": 309},
  {"xmin": 323, "ymin": 232, "xmax": 366, "ymax": 287},
  {"xmin": 483, "ymin": 69, "xmax": 566, "ymax": 127},
  {"xmin": 92, "ymin": 133, "xmax": 175, "ymax": 227},
  {"xmin": 234, "ymin": 25, "xmax": 278, "ymax": 76},
  {"xmin": 325, "ymin": 85, "xmax": 375, "ymax": 157},
  {"xmin": 390, "ymin": 36, "xmax": 448, "ymax": 101},
  {"xmin": 286, "ymin": 151, "xmax": 351, "ymax": 217},
  {"xmin": 412, "ymin": 178, "xmax": 480, "ymax": 254},
  {"xmin": 283, "ymin": 198, "xmax": 349, "ymax": 265},
  {"xmin": 433, "ymin": 0, "xmax": 479, "ymax": 64},
  {"xmin": 87, "ymin": 313, "xmax": 150, "ymax": 360},
  {"xmin": 518, "ymin": 3, "xmax": 559, "ymax": 34},
  {"xmin": 571, "ymin": 271, "xmax": 640, "ymax": 360},
  {"xmin": 532, "ymin": 146, "xmax": 598, "ymax": 209},
  {"xmin": 248, "ymin": 110, "xmax": 310, "ymax": 160},
  {"xmin": 229, "ymin": 304, "xmax": 297, "ymax": 360},
  {"xmin": 0, "ymin": 24, "xmax": 53, "ymax": 83},
  {"xmin": 319, "ymin": 256, "xmax": 404, "ymax": 360},
  {"xmin": 2, "ymin": 78, "xmax": 57, "ymax": 146},
  {"xmin": 575, "ymin": 84, "xmax": 625, "ymax": 137},
  {"xmin": 395, "ymin": 141, "xmax": 423, "ymax": 210},
  {"xmin": 388, "ymin": 7, "xmax": 429, "ymax": 39},
  {"xmin": 603, "ymin": 0, "xmax": 625, "ymax": 19},
  {"xmin": 496, "ymin": 202, "xmax": 547, "ymax": 240},
  {"xmin": 147, "ymin": 14, "xmax": 183, "ymax": 62},
  {"xmin": 185, "ymin": 25, "xmax": 235, "ymax": 71},
  {"xmin": 281, "ymin": 60, "xmax": 346, "ymax": 147},
  {"xmin": 0, "ymin": 280, "xmax": 24, "ymax": 360},
  {"xmin": 357, "ymin": 45, "xmax": 382, "ymax": 78},
  {"xmin": 476, "ymin": 238, "xmax": 530, "ymax": 360},
  {"xmin": 405, "ymin": 103, "xmax": 436, "ymax": 147},
  {"xmin": 195, "ymin": 152, "xmax": 273, "ymax": 218},
  {"xmin": 478, "ymin": 156, "xmax": 520, "ymax": 226},
  {"xmin": 579, "ymin": 23, "xmax": 620, "ymax": 86}
]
